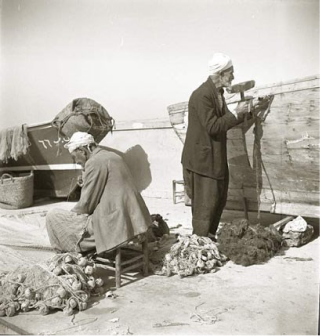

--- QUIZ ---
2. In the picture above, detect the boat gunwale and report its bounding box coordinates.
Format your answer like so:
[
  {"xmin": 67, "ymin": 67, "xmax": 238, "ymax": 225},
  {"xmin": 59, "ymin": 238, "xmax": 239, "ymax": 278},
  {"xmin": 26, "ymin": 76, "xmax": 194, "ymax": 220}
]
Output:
[{"xmin": 167, "ymin": 74, "xmax": 320, "ymax": 110}]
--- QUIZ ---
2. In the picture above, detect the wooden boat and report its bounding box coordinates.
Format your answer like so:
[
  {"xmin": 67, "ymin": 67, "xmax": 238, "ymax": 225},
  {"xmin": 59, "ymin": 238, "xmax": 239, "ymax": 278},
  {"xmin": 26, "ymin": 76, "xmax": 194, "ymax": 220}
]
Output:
[
  {"xmin": 0, "ymin": 98, "xmax": 113, "ymax": 198},
  {"xmin": 168, "ymin": 75, "xmax": 320, "ymax": 218}
]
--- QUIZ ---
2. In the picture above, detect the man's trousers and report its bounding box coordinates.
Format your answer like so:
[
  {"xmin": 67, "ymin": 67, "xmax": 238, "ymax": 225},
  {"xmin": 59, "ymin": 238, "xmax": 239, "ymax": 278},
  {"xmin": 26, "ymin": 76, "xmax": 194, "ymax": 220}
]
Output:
[{"xmin": 183, "ymin": 167, "xmax": 229, "ymax": 237}]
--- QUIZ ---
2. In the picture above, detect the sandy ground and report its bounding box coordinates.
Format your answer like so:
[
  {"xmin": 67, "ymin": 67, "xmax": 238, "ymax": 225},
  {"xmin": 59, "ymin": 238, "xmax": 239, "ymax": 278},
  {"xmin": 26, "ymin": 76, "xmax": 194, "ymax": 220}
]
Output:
[{"xmin": 0, "ymin": 197, "xmax": 319, "ymax": 335}]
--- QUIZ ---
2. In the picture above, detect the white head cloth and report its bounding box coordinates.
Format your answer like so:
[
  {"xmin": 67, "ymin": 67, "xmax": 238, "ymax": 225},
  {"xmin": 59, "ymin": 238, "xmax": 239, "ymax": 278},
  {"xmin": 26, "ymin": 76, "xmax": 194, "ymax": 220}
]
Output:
[
  {"xmin": 64, "ymin": 132, "xmax": 95, "ymax": 153},
  {"xmin": 208, "ymin": 52, "xmax": 233, "ymax": 75}
]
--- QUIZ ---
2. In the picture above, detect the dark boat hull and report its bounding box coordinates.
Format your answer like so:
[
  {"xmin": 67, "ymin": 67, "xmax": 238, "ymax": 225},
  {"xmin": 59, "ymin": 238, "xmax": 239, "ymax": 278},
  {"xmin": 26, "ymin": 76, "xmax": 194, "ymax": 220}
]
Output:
[{"xmin": 0, "ymin": 122, "xmax": 82, "ymax": 198}]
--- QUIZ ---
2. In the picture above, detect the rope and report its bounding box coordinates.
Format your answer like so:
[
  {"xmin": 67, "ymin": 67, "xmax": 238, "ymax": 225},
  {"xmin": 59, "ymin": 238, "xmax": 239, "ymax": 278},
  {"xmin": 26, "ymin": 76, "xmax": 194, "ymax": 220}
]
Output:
[
  {"xmin": 253, "ymin": 118, "xmax": 262, "ymax": 218},
  {"xmin": 252, "ymin": 97, "xmax": 276, "ymax": 218},
  {"xmin": 0, "ymin": 243, "xmax": 55, "ymax": 252},
  {"xmin": 56, "ymin": 126, "xmax": 62, "ymax": 156},
  {"xmin": 0, "ymin": 317, "xmax": 31, "ymax": 335},
  {"xmin": 66, "ymin": 177, "xmax": 75, "ymax": 202}
]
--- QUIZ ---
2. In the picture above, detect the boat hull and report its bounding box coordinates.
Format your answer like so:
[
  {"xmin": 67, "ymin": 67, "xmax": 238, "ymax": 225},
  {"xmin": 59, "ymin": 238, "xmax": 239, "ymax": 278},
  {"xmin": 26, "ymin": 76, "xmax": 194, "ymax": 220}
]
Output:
[
  {"xmin": 168, "ymin": 75, "xmax": 320, "ymax": 218},
  {"xmin": 0, "ymin": 122, "xmax": 82, "ymax": 198}
]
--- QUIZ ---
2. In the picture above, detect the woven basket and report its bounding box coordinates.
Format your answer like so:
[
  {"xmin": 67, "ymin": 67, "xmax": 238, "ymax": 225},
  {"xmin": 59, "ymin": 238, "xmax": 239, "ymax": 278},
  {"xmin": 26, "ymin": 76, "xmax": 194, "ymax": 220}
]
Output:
[{"xmin": 0, "ymin": 171, "xmax": 34, "ymax": 209}]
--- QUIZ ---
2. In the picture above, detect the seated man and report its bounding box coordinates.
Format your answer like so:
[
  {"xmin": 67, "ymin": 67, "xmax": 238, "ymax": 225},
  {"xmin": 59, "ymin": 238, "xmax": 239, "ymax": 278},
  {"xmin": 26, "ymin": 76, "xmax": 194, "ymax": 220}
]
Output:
[{"xmin": 46, "ymin": 132, "xmax": 152, "ymax": 254}]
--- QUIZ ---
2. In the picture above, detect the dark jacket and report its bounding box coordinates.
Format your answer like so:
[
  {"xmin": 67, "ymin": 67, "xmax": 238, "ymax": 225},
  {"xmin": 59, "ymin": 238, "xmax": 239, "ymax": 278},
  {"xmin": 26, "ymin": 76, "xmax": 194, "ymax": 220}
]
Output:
[{"xmin": 181, "ymin": 77, "xmax": 247, "ymax": 180}]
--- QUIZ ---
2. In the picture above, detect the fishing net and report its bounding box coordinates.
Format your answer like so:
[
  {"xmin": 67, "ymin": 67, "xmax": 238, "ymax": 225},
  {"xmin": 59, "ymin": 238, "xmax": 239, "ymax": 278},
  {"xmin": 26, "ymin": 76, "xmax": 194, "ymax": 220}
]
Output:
[
  {"xmin": 156, "ymin": 234, "xmax": 227, "ymax": 278},
  {"xmin": 217, "ymin": 218, "xmax": 282, "ymax": 266},
  {"xmin": 0, "ymin": 252, "xmax": 104, "ymax": 317},
  {"xmin": 0, "ymin": 124, "xmax": 30, "ymax": 163}
]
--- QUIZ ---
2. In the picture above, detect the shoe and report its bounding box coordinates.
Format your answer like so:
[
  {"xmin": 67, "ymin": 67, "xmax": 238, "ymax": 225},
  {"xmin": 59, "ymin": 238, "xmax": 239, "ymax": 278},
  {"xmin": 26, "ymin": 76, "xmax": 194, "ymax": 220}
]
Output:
[{"xmin": 208, "ymin": 233, "xmax": 217, "ymax": 242}]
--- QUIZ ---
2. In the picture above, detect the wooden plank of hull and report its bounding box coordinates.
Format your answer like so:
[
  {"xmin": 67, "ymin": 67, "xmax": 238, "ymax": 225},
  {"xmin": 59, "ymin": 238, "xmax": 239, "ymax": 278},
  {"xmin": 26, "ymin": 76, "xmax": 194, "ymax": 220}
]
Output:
[
  {"xmin": 246, "ymin": 138, "xmax": 319, "ymax": 157},
  {"xmin": 168, "ymin": 74, "xmax": 320, "ymax": 218},
  {"xmin": 254, "ymin": 122, "xmax": 319, "ymax": 141},
  {"xmin": 227, "ymin": 186, "xmax": 319, "ymax": 205},
  {"xmin": 247, "ymin": 151, "xmax": 319, "ymax": 168},
  {"xmin": 265, "ymin": 176, "xmax": 318, "ymax": 194},
  {"xmin": 226, "ymin": 200, "xmax": 320, "ymax": 218},
  {"xmin": 229, "ymin": 155, "xmax": 319, "ymax": 192},
  {"xmin": 227, "ymin": 187, "xmax": 320, "ymax": 218}
]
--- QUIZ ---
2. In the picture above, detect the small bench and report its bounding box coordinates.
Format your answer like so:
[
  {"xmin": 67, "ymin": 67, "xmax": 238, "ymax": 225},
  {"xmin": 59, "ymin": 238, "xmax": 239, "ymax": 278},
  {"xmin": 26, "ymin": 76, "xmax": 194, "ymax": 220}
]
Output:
[
  {"xmin": 172, "ymin": 179, "xmax": 192, "ymax": 206},
  {"xmin": 94, "ymin": 234, "xmax": 149, "ymax": 288}
]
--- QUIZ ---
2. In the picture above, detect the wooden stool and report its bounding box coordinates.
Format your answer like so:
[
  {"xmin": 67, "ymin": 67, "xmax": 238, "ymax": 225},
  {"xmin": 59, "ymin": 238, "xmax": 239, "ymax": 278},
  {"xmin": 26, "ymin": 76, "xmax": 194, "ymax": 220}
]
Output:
[
  {"xmin": 172, "ymin": 179, "xmax": 191, "ymax": 206},
  {"xmin": 172, "ymin": 179, "xmax": 185, "ymax": 204},
  {"xmin": 94, "ymin": 234, "xmax": 149, "ymax": 288}
]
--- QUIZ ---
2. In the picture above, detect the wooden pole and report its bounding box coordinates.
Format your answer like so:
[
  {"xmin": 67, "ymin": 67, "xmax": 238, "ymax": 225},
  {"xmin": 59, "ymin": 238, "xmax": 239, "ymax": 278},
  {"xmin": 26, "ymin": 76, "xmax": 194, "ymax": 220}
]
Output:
[
  {"xmin": 142, "ymin": 234, "xmax": 149, "ymax": 276},
  {"xmin": 272, "ymin": 216, "xmax": 294, "ymax": 231},
  {"xmin": 115, "ymin": 248, "xmax": 121, "ymax": 288}
]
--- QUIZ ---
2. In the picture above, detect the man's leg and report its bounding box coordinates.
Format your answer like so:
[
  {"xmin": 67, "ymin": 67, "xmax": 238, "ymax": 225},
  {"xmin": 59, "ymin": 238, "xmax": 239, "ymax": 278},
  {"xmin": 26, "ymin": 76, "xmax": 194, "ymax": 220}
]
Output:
[
  {"xmin": 209, "ymin": 170, "xmax": 229, "ymax": 236},
  {"xmin": 183, "ymin": 167, "xmax": 193, "ymax": 202},
  {"xmin": 46, "ymin": 208, "xmax": 94, "ymax": 252},
  {"xmin": 78, "ymin": 216, "xmax": 96, "ymax": 253},
  {"xmin": 184, "ymin": 168, "xmax": 221, "ymax": 237}
]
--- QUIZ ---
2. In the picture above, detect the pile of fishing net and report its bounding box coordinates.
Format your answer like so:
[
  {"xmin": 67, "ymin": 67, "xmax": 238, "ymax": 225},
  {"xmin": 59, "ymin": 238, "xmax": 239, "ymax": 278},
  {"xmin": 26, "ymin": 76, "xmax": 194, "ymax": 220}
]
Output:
[
  {"xmin": 0, "ymin": 252, "xmax": 104, "ymax": 317},
  {"xmin": 216, "ymin": 218, "xmax": 283, "ymax": 266},
  {"xmin": 156, "ymin": 234, "xmax": 227, "ymax": 278}
]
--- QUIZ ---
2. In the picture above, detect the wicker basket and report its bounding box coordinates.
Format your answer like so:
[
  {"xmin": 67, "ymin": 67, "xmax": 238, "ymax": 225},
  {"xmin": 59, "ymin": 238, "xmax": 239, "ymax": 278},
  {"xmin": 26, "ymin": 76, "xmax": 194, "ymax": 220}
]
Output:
[{"xmin": 0, "ymin": 171, "xmax": 34, "ymax": 209}]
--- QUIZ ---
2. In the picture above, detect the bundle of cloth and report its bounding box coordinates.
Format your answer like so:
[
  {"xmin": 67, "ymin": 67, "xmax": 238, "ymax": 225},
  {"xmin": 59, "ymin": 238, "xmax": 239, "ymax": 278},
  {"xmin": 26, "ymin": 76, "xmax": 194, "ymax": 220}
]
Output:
[{"xmin": 0, "ymin": 124, "xmax": 30, "ymax": 163}]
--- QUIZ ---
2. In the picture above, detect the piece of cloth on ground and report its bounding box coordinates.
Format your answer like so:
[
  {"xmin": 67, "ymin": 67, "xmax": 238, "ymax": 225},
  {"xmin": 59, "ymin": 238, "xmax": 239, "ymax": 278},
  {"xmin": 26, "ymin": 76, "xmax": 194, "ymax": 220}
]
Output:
[
  {"xmin": 0, "ymin": 216, "xmax": 54, "ymax": 273},
  {"xmin": 0, "ymin": 216, "xmax": 51, "ymax": 248},
  {"xmin": 0, "ymin": 245, "xmax": 35, "ymax": 274}
]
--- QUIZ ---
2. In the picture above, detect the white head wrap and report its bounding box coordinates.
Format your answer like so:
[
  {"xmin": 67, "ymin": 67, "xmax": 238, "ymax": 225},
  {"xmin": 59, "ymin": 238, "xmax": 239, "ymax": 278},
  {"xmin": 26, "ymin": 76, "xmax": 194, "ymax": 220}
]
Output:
[
  {"xmin": 208, "ymin": 53, "xmax": 233, "ymax": 75},
  {"xmin": 64, "ymin": 132, "xmax": 95, "ymax": 153}
]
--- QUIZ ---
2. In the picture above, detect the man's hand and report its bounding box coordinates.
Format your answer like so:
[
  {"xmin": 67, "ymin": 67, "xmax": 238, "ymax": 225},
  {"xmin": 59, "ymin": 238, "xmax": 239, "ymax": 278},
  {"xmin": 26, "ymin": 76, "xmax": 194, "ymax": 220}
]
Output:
[
  {"xmin": 232, "ymin": 99, "xmax": 252, "ymax": 118},
  {"xmin": 233, "ymin": 95, "xmax": 272, "ymax": 119},
  {"xmin": 77, "ymin": 174, "xmax": 84, "ymax": 187},
  {"xmin": 250, "ymin": 95, "xmax": 272, "ymax": 116}
]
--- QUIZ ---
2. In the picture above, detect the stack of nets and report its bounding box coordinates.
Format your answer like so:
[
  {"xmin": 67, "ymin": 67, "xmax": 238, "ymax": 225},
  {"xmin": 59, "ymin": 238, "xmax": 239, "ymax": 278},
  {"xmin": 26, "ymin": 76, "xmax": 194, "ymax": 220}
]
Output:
[
  {"xmin": 217, "ymin": 218, "xmax": 282, "ymax": 266},
  {"xmin": 156, "ymin": 234, "xmax": 227, "ymax": 278},
  {"xmin": 0, "ymin": 252, "xmax": 104, "ymax": 317}
]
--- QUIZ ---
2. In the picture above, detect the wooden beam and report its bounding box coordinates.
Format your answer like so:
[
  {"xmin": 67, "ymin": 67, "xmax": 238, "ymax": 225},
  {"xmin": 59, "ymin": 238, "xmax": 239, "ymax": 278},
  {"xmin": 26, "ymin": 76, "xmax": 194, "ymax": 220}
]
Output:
[{"xmin": 272, "ymin": 216, "xmax": 294, "ymax": 230}]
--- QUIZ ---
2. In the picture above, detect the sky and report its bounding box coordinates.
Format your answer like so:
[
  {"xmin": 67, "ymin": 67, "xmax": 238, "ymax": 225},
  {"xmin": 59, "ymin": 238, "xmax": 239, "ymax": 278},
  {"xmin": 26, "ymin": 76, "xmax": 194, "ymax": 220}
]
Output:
[{"xmin": 0, "ymin": 0, "xmax": 319, "ymax": 128}]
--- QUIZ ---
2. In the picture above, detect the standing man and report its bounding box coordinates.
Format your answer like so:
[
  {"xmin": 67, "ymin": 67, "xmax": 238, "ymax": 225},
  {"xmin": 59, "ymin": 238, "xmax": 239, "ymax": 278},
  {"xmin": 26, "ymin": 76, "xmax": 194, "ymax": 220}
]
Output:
[
  {"xmin": 46, "ymin": 132, "xmax": 152, "ymax": 254},
  {"xmin": 182, "ymin": 52, "xmax": 268, "ymax": 238}
]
